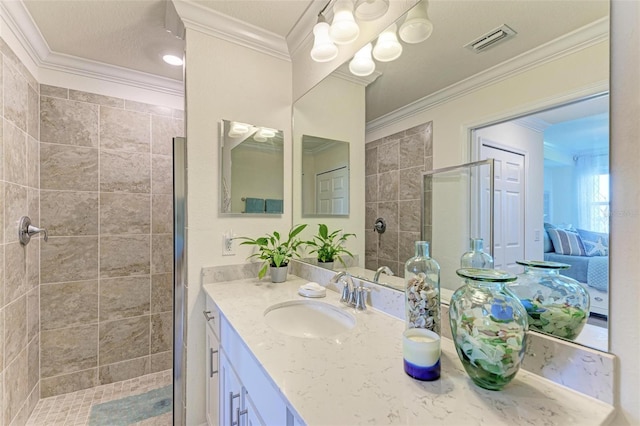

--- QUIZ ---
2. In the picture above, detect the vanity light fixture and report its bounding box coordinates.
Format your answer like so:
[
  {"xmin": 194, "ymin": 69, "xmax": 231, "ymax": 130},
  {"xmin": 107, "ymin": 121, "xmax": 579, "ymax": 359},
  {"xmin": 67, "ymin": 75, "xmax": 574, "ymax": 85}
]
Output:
[
  {"xmin": 228, "ymin": 122, "xmax": 251, "ymax": 138},
  {"xmin": 349, "ymin": 43, "xmax": 375, "ymax": 76},
  {"xmin": 254, "ymin": 127, "xmax": 277, "ymax": 142},
  {"xmin": 162, "ymin": 54, "xmax": 183, "ymax": 66},
  {"xmin": 399, "ymin": 0, "xmax": 433, "ymax": 44},
  {"xmin": 373, "ymin": 23, "xmax": 403, "ymax": 62},
  {"xmin": 354, "ymin": 0, "xmax": 389, "ymax": 21},
  {"xmin": 311, "ymin": 14, "xmax": 339, "ymax": 62},
  {"xmin": 329, "ymin": 0, "xmax": 360, "ymax": 45}
]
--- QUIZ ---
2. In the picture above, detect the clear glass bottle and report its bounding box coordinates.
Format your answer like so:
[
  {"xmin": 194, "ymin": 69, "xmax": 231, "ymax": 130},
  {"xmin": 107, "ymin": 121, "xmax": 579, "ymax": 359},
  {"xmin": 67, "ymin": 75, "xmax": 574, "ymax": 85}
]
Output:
[
  {"xmin": 509, "ymin": 260, "xmax": 590, "ymax": 340},
  {"xmin": 449, "ymin": 268, "xmax": 528, "ymax": 391},
  {"xmin": 405, "ymin": 241, "xmax": 441, "ymax": 334},
  {"xmin": 460, "ymin": 238, "xmax": 494, "ymax": 269}
]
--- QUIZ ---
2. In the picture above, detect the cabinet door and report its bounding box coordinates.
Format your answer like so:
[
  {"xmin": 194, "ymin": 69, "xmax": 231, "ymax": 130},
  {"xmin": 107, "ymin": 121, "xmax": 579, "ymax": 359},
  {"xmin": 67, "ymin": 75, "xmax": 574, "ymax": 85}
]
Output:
[
  {"xmin": 243, "ymin": 391, "xmax": 265, "ymax": 426},
  {"xmin": 206, "ymin": 324, "xmax": 220, "ymax": 426},
  {"xmin": 220, "ymin": 351, "xmax": 243, "ymax": 426}
]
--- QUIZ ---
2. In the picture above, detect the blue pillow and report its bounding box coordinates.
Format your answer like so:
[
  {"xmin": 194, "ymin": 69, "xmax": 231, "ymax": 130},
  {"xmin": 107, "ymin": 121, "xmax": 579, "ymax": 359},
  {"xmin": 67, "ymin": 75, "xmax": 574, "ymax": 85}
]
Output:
[
  {"xmin": 547, "ymin": 228, "xmax": 586, "ymax": 256},
  {"xmin": 577, "ymin": 229, "xmax": 609, "ymax": 256},
  {"xmin": 543, "ymin": 229, "xmax": 553, "ymax": 253}
]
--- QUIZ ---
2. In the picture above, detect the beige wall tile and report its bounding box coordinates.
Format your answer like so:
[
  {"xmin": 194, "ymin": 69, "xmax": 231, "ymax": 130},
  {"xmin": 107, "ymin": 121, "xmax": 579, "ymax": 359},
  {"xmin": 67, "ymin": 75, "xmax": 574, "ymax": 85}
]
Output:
[
  {"xmin": 150, "ymin": 351, "xmax": 172, "ymax": 373},
  {"xmin": 152, "ymin": 234, "xmax": 172, "ymax": 274},
  {"xmin": 40, "ymin": 97, "xmax": 99, "ymax": 146},
  {"xmin": 41, "ymin": 324, "xmax": 98, "ymax": 377},
  {"xmin": 100, "ymin": 150, "xmax": 150, "ymax": 193},
  {"xmin": 5, "ymin": 242, "xmax": 27, "ymax": 305},
  {"xmin": 27, "ymin": 136, "xmax": 39, "ymax": 189},
  {"xmin": 399, "ymin": 166, "xmax": 424, "ymax": 201},
  {"xmin": 399, "ymin": 132, "xmax": 426, "ymax": 169},
  {"xmin": 40, "ymin": 280, "xmax": 98, "ymax": 330},
  {"xmin": 100, "ymin": 276, "xmax": 150, "ymax": 321},
  {"xmin": 26, "ymin": 287, "xmax": 38, "ymax": 342},
  {"xmin": 100, "ymin": 107, "xmax": 150, "ymax": 152},
  {"xmin": 40, "ymin": 143, "xmax": 98, "ymax": 191},
  {"xmin": 378, "ymin": 171, "xmax": 399, "ymax": 202},
  {"xmin": 152, "ymin": 194, "xmax": 172, "ymax": 234},
  {"xmin": 41, "ymin": 237, "xmax": 98, "ymax": 284},
  {"xmin": 151, "ymin": 312, "xmax": 172, "ymax": 354},
  {"xmin": 399, "ymin": 232, "xmax": 421, "ymax": 266},
  {"xmin": 399, "ymin": 199, "xmax": 421, "ymax": 233},
  {"xmin": 99, "ymin": 356, "xmax": 150, "ymax": 385},
  {"xmin": 100, "ymin": 235, "xmax": 150, "ymax": 278},
  {"xmin": 27, "ymin": 189, "xmax": 39, "ymax": 236},
  {"xmin": 5, "ymin": 296, "xmax": 26, "ymax": 367},
  {"xmin": 365, "ymin": 175, "xmax": 377, "ymax": 203},
  {"xmin": 0, "ymin": 183, "xmax": 3, "ymax": 245},
  {"xmin": 100, "ymin": 192, "xmax": 150, "ymax": 235},
  {"xmin": 26, "ymin": 237, "xmax": 39, "ymax": 292},
  {"xmin": 0, "ymin": 309, "xmax": 4, "ymax": 371},
  {"xmin": 99, "ymin": 316, "xmax": 149, "ymax": 365},
  {"xmin": 4, "ymin": 347, "xmax": 27, "ymax": 426},
  {"xmin": 4, "ymin": 60, "xmax": 27, "ymax": 132},
  {"xmin": 151, "ymin": 155, "xmax": 172, "ymax": 194},
  {"xmin": 124, "ymin": 100, "xmax": 172, "ymax": 117},
  {"xmin": 27, "ymin": 84, "xmax": 38, "ymax": 140},
  {"xmin": 378, "ymin": 201, "xmax": 398, "ymax": 231},
  {"xmin": 40, "ymin": 368, "xmax": 97, "ymax": 398},
  {"xmin": 379, "ymin": 231, "xmax": 399, "ymax": 262},
  {"xmin": 378, "ymin": 141, "xmax": 399, "ymax": 173},
  {"xmin": 4, "ymin": 120, "xmax": 26, "ymax": 185},
  {"xmin": 152, "ymin": 115, "xmax": 182, "ymax": 155},
  {"xmin": 69, "ymin": 89, "xmax": 124, "ymax": 108},
  {"xmin": 4, "ymin": 183, "xmax": 27, "ymax": 243},
  {"xmin": 39, "ymin": 84, "xmax": 68, "ymax": 99},
  {"xmin": 151, "ymin": 273, "xmax": 172, "ymax": 314},
  {"xmin": 41, "ymin": 191, "xmax": 99, "ymax": 236},
  {"xmin": 27, "ymin": 334, "xmax": 38, "ymax": 395}
]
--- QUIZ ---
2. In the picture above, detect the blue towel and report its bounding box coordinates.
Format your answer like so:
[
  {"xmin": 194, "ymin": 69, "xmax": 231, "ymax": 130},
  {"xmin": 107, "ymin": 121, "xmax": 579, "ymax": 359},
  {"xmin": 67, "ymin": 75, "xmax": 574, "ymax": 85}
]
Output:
[
  {"xmin": 244, "ymin": 197, "xmax": 264, "ymax": 213},
  {"xmin": 265, "ymin": 199, "xmax": 283, "ymax": 214}
]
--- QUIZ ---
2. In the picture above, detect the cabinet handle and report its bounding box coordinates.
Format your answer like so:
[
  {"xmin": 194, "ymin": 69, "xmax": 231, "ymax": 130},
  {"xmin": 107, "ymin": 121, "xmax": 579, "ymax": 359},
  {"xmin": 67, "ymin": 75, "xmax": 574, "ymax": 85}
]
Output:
[
  {"xmin": 229, "ymin": 392, "xmax": 240, "ymax": 426},
  {"xmin": 203, "ymin": 310, "xmax": 215, "ymax": 321},
  {"xmin": 210, "ymin": 349, "xmax": 218, "ymax": 377},
  {"xmin": 236, "ymin": 407, "xmax": 248, "ymax": 425}
]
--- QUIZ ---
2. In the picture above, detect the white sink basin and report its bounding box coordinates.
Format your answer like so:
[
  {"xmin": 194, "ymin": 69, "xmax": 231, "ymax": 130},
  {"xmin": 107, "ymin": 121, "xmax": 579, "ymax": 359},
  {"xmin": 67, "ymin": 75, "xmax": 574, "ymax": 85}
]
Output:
[{"xmin": 264, "ymin": 300, "xmax": 356, "ymax": 339}]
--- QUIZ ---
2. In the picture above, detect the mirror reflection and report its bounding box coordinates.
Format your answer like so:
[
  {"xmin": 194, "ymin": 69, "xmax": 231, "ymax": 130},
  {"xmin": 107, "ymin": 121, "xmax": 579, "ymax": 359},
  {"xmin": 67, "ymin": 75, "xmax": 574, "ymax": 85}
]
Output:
[
  {"xmin": 292, "ymin": 1, "xmax": 609, "ymax": 351},
  {"xmin": 302, "ymin": 135, "xmax": 350, "ymax": 216},
  {"xmin": 220, "ymin": 119, "xmax": 284, "ymax": 214}
]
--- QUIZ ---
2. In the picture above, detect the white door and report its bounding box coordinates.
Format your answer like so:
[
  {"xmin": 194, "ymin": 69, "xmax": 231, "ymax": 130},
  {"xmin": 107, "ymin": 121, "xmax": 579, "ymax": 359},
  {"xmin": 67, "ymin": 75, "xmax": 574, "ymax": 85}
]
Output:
[
  {"xmin": 480, "ymin": 141, "xmax": 525, "ymax": 275},
  {"xmin": 316, "ymin": 167, "xmax": 349, "ymax": 215}
]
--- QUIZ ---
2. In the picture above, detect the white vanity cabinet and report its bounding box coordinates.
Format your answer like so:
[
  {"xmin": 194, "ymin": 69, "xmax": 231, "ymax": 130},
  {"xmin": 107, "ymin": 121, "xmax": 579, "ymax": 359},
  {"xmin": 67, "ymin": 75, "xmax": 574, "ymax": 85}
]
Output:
[{"xmin": 206, "ymin": 292, "xmax": 303, "ymax": 426}]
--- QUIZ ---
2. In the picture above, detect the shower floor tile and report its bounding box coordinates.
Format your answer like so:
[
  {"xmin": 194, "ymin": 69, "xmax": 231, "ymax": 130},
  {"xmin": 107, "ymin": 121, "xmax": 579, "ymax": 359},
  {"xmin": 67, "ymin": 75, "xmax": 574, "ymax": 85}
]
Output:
[{"xmin": 26, "ymin": 370, "xmax": 173, "ymax": 426}]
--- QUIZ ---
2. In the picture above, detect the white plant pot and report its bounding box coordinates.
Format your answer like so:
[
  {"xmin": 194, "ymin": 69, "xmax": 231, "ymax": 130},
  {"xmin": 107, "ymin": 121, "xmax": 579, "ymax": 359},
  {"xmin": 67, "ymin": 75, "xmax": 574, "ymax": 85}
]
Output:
[
  {"xmin": 270, "ymin": 265, "xmax": 288, "ymax": 283},
  {"xmin": 318, "ymin": 261, "xmax": 334, "ymax": 270}
]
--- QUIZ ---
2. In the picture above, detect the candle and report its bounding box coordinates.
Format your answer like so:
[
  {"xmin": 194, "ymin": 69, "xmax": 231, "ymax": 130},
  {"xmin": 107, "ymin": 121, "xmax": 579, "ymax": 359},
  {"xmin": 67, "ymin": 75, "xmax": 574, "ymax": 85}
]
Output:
[{"xmin": 403, "ymin": 328, "xmax": 441, "ymax": 381}]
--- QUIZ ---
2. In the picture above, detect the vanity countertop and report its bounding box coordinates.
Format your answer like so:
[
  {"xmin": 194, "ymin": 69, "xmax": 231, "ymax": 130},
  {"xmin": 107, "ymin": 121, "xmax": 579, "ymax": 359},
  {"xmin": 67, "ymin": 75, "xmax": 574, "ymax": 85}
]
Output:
[{"xmin": 203, "ymin": 276, "xmax": 615, "ymax": 425}]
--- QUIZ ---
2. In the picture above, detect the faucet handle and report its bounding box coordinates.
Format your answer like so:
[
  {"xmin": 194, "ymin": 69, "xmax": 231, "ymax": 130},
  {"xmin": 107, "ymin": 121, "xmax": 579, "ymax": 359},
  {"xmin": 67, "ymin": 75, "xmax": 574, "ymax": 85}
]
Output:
[
  {"xmin": 338, "ymin": 274, "xmax": 353, "ymax": 305},
  {"xmin": 354, "ymin": 284, "xmax": 371, "ymax": 311}
]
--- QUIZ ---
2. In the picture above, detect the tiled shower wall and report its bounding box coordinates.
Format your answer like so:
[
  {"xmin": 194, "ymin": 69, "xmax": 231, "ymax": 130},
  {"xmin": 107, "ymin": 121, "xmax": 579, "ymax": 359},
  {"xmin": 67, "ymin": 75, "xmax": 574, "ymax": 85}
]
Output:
[
  {"xmin": 365, "ymin": 122, "xmax": 433, "ymax": 277},
  {"xmin": 38, "ymin": 85, "xmax": 183, "ymax": 398},
  {"xmin": 0, "ymin": 40, "xmax": 42, "ymax": 425}
]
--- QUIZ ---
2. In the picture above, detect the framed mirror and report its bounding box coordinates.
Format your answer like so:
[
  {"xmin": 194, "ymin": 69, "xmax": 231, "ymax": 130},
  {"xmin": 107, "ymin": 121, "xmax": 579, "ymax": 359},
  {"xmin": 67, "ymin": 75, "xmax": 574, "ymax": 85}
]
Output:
[
  {"xmin": 219, "ymin": 119, "xmax": 284, "ymax": 215},
  {"xmin": 302, "ymin": 135, "xmax": 350, "ymax": 217}
]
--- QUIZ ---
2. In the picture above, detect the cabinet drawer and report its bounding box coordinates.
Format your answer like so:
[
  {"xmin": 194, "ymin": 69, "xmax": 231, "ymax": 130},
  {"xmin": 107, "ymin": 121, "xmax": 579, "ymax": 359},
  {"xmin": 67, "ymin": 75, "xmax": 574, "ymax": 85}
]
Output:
[{"xmin": 204, "ymin": 295, "xmax": 221, "ymax": 339}]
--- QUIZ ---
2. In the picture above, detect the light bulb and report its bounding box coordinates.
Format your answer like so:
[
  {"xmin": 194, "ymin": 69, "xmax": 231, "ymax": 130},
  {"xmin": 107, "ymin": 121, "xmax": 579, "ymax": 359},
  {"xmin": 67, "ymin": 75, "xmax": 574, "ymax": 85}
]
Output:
[
  {"xmin": 330, "ymin": 0, "xmax": 360, "ymax": 45},
  {"xmin": 310, "ymin": 18, "xmax": 338, "ymax": 62},
  {"xmin": 354, "ymin": 0, "xmax": 389, "ymax": 21},
  {"xmin": 373, "ymin": 23, "xmax": 403, "ymax": 62},
  {"xmin": 162, "ymin": 54, "xmax": 183, "ymax": 66},
  {"xmin": 399, "ymin": 1, "xmax": 434, "ymax": 44},
  {"xmin": 349, "ymin": 43, "xmax": 375, "ymax": 77}
]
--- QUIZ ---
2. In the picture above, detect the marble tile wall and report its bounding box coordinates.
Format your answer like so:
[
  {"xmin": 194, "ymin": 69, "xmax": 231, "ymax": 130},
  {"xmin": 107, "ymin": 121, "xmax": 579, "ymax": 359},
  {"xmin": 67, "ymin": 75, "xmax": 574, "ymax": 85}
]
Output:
[
  {"xmin": 365, "ymin": 122, "xmax": 433, "ymax": 277},
  {"xmin": 38, "ymin": 85, "xmax": 183, "ymax": 398},
  {"xmin": 0, "ymin": 39, "xmax": 41, "ymax": 425}
]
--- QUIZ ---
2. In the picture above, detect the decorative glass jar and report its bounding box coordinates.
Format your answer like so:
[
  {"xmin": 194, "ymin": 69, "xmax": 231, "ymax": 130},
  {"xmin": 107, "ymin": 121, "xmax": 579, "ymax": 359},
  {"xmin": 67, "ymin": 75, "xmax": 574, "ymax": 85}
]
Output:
[
  {"xmin": 405, "ymin": 241, "xmax": 441, "ymax": 334},
  {"xmin": 509, "ymin": 260, "xmax": 590, "ymax": 340},
  {"xmin": 460, "ymin": 238, "xmax": 494, "ymax": 269},
  {"xmin": 449, "ymin": 268, "xmax": 528, "ymax": 391}
]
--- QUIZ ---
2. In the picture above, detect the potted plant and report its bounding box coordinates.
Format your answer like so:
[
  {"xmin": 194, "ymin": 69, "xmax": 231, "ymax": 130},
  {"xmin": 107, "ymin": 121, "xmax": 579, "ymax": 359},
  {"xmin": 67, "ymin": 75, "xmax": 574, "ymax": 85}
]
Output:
[
  {"xmin": 237, "ymin": 224, "xmax": 307, "ymax": 282},
  {"xmin": 305, "ymin": 224, "xmax": 356, "ymax": 270}
]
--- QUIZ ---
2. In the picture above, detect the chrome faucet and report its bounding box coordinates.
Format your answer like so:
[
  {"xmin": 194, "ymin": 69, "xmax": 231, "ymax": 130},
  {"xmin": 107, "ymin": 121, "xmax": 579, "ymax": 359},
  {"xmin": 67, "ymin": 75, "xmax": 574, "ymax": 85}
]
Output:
[{"xmin": 373, "ymin": 265, "xmax": 394, "ymax": 283}]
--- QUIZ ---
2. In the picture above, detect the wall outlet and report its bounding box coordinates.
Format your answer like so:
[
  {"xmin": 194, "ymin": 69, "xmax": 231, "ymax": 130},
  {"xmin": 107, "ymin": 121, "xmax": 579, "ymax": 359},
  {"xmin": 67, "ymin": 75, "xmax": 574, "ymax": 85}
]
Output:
[
  {"xmin": 222, "ymin": 231, "xmax": 235, "ymax": 256},
  {"xmin": 534, "ymin": 229, "xmax": 540, "ymax": 242}
]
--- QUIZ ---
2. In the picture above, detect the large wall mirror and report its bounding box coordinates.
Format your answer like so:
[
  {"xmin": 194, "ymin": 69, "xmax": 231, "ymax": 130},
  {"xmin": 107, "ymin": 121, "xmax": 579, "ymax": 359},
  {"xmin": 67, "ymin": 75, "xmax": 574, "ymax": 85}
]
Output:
[
  {"xmin": 220, "ymin": 119, "xmax": 284, "ymax": 215},
  {"xmin": 302, "ymin": 135, "xmax": 350, "ymax": 217},
  {"xmin": 292, "ymin": 0, "xmax": 609, "ymax": 352}
]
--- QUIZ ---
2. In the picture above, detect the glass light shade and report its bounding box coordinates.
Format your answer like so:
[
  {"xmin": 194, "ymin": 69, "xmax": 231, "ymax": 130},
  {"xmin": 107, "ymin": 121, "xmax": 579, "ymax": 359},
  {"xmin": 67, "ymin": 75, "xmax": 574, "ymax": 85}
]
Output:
[
  {"xmin": 330, "ymin": 0, "xmax": 360, "ymax": 45},
  {"xmin": 162, "ymin": 54, "xmax": 183, "ymax": 66},
  {"xmin": 258, "ymin": 128, "xmax": 276, "ymax": 138},
  {"xmin": 228, "ymin": 122, "xmax": 250, "ymax": 138},
  {"xmin": 373, "ymin": 23, "xmax": 403, "ymax": 62},
  {"xmin": 354, "ymin": 0, "xmax": 389, "ymax": 21},
  {"xmin": 310, "ymin": 21, "xmax": 338, "ymax": 62},
  {"xmin": 349, "ymin": 43, "xmax": 375, "ymax": 76},
  {"xmin": 399, "ymin": 1, "xmax": 434, "ymax": 44}
]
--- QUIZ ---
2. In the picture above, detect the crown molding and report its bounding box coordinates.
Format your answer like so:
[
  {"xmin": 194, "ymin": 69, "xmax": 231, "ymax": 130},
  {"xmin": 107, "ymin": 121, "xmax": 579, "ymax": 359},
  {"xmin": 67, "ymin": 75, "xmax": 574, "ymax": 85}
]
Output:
[
  {"xmin": 173, "ymin": 0, "xmax": 290, "ymax": 61},
  {"xmin": 366, "ymin": 17, "xmax": 610, "ymax": 135},
  {"xmin": 1, "ymin": 0, "xmax": 184, "ymax": 96},
  {"xmin": 514, "ymin": 116, "xmax": 551, "ymax": 133}
]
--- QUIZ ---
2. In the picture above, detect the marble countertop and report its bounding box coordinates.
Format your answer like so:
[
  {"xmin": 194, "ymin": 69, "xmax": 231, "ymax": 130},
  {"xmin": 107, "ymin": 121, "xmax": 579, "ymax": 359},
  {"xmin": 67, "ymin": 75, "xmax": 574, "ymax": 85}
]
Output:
[{"xmin": 203, "ymin": 275, "xmax": 615, "ymax": 426}]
